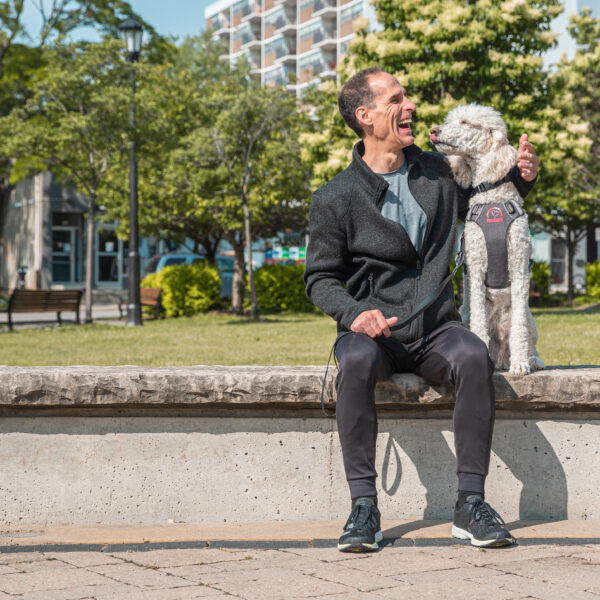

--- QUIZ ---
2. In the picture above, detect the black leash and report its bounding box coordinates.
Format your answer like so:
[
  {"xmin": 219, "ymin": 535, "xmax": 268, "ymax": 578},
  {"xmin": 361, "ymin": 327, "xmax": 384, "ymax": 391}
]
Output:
[{"xmin": 320, "ymin": 235, "xmax": 465, "ymax": 417}]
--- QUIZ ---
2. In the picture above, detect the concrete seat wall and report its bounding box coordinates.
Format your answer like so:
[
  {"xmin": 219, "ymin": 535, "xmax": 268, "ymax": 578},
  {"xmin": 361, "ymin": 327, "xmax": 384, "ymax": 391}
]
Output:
[{"xmin": 0, "ymin": 366, "xmax": 598, "ymax": 526}]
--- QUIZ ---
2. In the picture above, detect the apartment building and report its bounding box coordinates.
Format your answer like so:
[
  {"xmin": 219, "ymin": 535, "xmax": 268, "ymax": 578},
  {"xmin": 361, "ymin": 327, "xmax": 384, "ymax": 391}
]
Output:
[{"xmin": 205, "ymin": 0, "xmax": 376, "ymax": 91}]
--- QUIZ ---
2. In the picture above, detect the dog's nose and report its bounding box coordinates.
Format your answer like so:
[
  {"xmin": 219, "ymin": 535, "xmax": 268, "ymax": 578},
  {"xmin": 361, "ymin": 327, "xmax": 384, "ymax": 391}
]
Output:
[{"xmin": 430, "ymin": 126, "xmax": 440, "ymax": 135}]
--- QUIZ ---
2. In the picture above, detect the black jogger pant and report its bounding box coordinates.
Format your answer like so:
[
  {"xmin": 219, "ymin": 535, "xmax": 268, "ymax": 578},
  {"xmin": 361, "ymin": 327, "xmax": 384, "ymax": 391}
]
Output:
[{"xmin": 334, "ymin": 321, "xmax": 495, "ymax": 499}]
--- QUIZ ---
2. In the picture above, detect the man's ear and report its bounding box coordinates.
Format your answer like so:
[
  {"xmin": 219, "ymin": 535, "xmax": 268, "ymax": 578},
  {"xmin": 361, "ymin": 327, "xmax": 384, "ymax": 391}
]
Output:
[{"xmin": 355, "ymin": 106, "xmax": 372, "ymax": 130}]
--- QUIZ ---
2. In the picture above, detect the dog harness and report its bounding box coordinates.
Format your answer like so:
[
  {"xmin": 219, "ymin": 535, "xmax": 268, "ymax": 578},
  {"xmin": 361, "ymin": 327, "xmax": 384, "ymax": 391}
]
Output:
[{"xmin": 465, "ymin": 198, "xmax": 525, "ymax": 289}]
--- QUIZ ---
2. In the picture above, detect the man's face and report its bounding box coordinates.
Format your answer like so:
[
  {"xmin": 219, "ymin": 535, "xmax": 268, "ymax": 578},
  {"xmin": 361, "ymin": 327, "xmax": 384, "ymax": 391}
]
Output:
[{"xmin": 361, "ymin": 72, "xmax": 416, "ymax": 149}]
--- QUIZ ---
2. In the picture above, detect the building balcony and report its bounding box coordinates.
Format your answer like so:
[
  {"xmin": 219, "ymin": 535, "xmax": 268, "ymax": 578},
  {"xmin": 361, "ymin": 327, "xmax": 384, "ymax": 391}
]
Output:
[
  {"xmin": 275, "ymin": 0, "xmax": 296, "ymax": 7},
  {"xmin": 241, "ymin": 38, "xmax": 262, "ymax": 50},
  {"xmin": 274, "ymin": 17, "xmax": 298, "ymax": 34},
  {"xmin": 239, "ymin": 0, "xmax": 261, "ymax": 17},
  {"xmin": 312, "ymin": 28, "xmax": 337, "ymax": 48},
  {"xmin": 275, "ymin": 54, "xmax": 297, "ymax": 66},
  {"xmin": 241, "ymin": 5, "xmax": 262, "ymax": 23},
  {"xmin": 312, "ymin": 0, "xmax": 337, "ymax": 18}
]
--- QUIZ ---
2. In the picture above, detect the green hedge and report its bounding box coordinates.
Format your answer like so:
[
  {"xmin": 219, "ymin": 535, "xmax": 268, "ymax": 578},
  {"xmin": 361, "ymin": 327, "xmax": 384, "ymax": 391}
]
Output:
[
  {"xmin": 248, "ymin": 264, "xmax": 317, "ymax": 313},
  {"xmin": 586, "ymin": 260, "xmax": 600, "ymax": 299},
  {"xmin": 531, "ymin": 261, "xmax": 551, "ymax": 303},
  {"xmin": 141, "ymin": 262, "xmax": 220, "ymax": 317}
]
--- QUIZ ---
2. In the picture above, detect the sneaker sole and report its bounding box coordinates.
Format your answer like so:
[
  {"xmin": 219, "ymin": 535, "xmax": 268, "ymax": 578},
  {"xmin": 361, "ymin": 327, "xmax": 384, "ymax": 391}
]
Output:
[
  {"xmin": 452, "ymin": 525, "xmax": 515, "ymax": 548},
  {"xmin": 338, "ymin": 530, "xmax": 383, "ymax": 553}
]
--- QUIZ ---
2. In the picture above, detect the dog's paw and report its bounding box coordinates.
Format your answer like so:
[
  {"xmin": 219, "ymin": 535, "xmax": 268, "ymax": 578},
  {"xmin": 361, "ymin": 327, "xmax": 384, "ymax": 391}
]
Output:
[
  {"xmin": 509, "ymin": 361, "xmax": 531, "ymax": 376},
  {"xmin": 529, "ymin": 355, "xmax": 544, "ymax": 371}
]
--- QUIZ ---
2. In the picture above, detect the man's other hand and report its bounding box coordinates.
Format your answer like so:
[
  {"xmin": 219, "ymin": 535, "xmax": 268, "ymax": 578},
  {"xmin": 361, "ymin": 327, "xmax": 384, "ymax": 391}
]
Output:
[
  {"xmin": 351, "ymin": 310, "xmax": 398, "ymax": 338},
  {"xmin": 517, "ymin": 133, "xmax": 539, "ymax": 182}
]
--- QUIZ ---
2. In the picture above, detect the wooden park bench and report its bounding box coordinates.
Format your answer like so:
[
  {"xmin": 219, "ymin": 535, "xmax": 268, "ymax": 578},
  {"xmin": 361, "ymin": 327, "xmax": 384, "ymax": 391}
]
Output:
[
  {"xmin": 0, "ymin": 289, "xmax": 84, "ymax": 331},
  {"xmin": 118, "ymin": 287, "xmax": 163, "ymax": 320}
]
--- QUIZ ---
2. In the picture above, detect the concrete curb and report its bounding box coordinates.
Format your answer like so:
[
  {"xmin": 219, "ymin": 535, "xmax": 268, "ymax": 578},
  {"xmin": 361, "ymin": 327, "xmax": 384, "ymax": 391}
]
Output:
[{"xmin": 2, "ymin": 520, "xmax": 600, "ymax": 552}]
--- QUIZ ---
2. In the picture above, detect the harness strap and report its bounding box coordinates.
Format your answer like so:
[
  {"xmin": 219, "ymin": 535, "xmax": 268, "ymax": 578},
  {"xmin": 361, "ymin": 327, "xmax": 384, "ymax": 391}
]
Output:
[
  {"xmin": 467, "ymin": 173, "xmax": 512, "ymax": 199},
  {"xmin": 320, "ymin": 235, "xmax": 465, "ymax": 417}
]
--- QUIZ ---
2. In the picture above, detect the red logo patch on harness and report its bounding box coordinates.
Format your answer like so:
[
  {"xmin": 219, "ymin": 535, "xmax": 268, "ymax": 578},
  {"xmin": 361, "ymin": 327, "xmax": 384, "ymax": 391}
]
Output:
[{"xmin": 486, "ymin": 206, "xmax": 504, "ymax": 223}]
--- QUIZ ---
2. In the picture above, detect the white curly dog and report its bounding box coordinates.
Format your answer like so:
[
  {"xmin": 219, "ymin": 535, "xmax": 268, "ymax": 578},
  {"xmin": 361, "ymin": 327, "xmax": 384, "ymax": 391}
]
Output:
[{"xmin": 431, "ymin": 104, "xmax": 543, "ymax": 376}]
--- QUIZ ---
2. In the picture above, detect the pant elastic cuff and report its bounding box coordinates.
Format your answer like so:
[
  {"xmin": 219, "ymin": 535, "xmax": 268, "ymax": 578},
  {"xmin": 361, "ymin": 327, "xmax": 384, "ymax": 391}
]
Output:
[
  {"xmin": 348, "ymin": 479, "xmax": 377, "ymax": 499},
  {"xmin": 458, "ymin": 472, "xmax": 485, "ymax": 494}
]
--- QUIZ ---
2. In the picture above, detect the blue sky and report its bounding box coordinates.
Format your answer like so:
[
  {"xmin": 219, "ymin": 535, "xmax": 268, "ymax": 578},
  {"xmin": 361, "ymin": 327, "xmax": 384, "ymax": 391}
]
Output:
[{"xmin": 20, "ymin": 0, "xmax": 211, "ymax": 43}]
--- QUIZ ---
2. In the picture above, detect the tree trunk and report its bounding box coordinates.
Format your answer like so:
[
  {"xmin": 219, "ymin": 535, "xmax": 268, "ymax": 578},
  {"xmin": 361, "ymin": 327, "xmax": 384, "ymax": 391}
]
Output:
[
  {"xmin": 84, "ymin": 202, "xmax": 95, "ymax": 323},
  {"xmin": 230, "ymin": 239, "xmax": 245, "ymax": 315},
  {"xmin": 198, "ymin": 234, "xmax": 221, "ymax": 266},
  {"xmin": 242, "ymin": 195, "xmax": 258, "ymax": 320}
]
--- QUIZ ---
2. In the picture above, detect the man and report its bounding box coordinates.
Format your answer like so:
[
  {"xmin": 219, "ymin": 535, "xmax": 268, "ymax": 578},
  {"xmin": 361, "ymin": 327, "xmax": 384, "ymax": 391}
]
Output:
[{"xmin": 303, "ymin": 68, "xmax": 538, "ymax": 552}]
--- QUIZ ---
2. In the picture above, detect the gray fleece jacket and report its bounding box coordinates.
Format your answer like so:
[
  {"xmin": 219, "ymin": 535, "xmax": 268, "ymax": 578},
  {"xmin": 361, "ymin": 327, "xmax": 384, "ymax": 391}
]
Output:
[{"xmin": 303, "ymin": 141, "xmax": 534, "ymax": 343}]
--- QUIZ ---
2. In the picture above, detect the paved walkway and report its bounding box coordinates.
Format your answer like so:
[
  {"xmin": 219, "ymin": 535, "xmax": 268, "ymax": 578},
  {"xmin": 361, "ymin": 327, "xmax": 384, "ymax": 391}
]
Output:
[
  {"xmin": 1, "ymin": 542, "xmax": 600, "ymax": 599},
  {"xmin": 0, "ymin": 304, "xmax": 122, "ymax": 331},
  {"xmin": 1, "ymin": 521, "xmax": 600, "ymax": 599}
]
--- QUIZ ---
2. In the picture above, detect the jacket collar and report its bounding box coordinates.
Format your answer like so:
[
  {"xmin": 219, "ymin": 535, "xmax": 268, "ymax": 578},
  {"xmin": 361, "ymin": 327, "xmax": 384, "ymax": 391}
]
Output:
[{"xmin": 350, "ymin": 141, "xmax": 424, "ymax": 199}]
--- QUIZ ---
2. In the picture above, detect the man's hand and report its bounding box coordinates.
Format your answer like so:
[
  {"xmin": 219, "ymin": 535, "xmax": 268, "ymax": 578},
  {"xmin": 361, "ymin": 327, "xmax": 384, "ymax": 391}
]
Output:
[
  {"xmin": 351, "ymin": 310, "xmax": 398, "ymax": 338},
  {"xmin": 517, "ymin": 133, "xmax": 539, "ymax": 182}
]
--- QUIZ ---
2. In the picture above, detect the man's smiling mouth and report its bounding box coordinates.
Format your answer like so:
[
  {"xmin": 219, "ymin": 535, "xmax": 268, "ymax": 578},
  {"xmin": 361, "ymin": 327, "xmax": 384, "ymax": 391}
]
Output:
[{"xmin": 398, "ymin": 118, "xmax": 412, "ymax": 130}]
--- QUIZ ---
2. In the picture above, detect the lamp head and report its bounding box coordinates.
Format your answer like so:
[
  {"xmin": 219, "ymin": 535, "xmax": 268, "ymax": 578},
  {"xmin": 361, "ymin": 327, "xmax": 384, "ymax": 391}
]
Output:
[{"xmin": 119, "ymin": 18, "xmax": 143, "ymax": 61}]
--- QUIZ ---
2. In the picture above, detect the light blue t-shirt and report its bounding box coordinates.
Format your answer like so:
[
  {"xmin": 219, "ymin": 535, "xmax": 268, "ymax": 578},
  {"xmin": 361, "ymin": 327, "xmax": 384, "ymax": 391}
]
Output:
[{"xmin": 378, "ymin": 162, "xmax": 427, "ymax": 254}]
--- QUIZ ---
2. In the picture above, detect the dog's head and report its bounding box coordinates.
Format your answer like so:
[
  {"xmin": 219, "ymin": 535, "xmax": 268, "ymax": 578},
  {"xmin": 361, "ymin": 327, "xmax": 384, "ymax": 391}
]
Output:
[{"xmin": 430, "ymin": 104, "xmax": 509, "ymax": 159}]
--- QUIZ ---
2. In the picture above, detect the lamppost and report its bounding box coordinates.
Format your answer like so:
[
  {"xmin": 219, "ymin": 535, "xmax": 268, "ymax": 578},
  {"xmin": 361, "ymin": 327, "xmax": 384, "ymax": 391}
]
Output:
[{"xmin": 119, "ymin": 18, "xmax": 143, "ymax": 327}]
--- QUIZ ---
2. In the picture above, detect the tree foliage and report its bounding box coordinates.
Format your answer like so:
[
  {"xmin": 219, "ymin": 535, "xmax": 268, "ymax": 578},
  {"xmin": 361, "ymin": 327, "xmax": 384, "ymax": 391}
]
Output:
[
  {"xmin": 302, "ymin": 0, "xmax": 563, "ymax": 188},
  {"xmin": 102, "ymin": 35, "xmax": 311, "ymax": 316},
  {"xmin": 529, "ymin": 9, "xmax": 600, "ymax": 300},
  {"xmin": 0, "ymin": 40, "xmax": 131, "ymax": 318}
]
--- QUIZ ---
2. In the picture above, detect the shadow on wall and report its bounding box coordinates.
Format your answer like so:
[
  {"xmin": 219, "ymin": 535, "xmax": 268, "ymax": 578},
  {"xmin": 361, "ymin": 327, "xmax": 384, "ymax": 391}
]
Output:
[{"xmin": 379, "ymin": 417, "xmax": 569, "ymax": 522}]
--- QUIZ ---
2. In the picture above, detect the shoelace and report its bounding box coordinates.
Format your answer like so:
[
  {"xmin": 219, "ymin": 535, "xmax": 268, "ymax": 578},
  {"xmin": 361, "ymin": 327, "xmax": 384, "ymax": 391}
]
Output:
[
  {"xmin": 471, "ymin": 499, "xmax": 506, "ymax": 528},
  {"xmin": 344, "ymin": 503, "xmax": 375, "ymax": 532}
]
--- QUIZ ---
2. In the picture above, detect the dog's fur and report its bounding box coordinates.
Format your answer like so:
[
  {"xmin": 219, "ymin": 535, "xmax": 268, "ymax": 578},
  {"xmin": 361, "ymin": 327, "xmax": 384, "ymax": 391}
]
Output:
[{"xmin": 433, "ymin": 104, "xmax": 543, "ymax": 375}]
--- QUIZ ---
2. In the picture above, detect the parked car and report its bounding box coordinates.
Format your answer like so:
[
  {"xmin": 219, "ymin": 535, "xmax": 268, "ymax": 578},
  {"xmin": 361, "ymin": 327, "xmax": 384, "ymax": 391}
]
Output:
[{"xmin": 148, "ymin": 253, "xmax": 234, "ymax": 298}]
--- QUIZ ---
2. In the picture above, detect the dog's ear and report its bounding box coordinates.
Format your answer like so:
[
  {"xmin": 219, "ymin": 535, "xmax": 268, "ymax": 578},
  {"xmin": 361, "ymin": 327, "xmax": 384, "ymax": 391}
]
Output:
[
  {"xmin": 446, "ymin": 155, "xmax": 473, "ymax": 187},
  {"xmin": 481, "ymin": 133, "xmax": 517, "ymax": 181}
]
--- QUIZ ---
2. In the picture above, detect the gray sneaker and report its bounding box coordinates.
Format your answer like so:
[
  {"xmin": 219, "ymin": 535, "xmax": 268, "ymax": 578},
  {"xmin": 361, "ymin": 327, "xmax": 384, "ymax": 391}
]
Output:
[
  {"xmin": 337, "ymin": 497, "xmax": 383, "ymax": 552},
  {"xmin": 452, "ymin": 495, "xmax": 515, "ymax": 547}
]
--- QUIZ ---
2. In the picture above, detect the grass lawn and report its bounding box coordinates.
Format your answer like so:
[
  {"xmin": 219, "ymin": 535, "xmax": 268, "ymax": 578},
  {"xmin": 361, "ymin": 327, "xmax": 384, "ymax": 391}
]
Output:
[{"xmin": 0, "ymin": 308, "xmax": 598, "ymax": 367}]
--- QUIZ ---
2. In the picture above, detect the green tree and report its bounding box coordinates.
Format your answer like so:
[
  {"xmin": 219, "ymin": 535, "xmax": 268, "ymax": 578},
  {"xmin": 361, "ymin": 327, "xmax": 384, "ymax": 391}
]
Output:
[
  {"xmin": 102, "ymin": 37, "xmax": 311, "ymax": 317},
  {"xmin": 177, "ymin": 80, "xmax": 310, "ymax": 318},
  {"xmin": 303, "ymin": 0, "xmax": 563, "ymax": 187},
  {"xmin": 1, "ymin": 40, "xmax": 131, "ymax": 320},
  {"xmin": 0, "ymin": 1, "xmax": 157, "ymax": 256},
  {"xmin": 100, "ymin": 34, "xmax": 226, "ymax": 267},
  {"xmin": 528, "ymin": 9, "xmax": 600, "ymax": 301}
]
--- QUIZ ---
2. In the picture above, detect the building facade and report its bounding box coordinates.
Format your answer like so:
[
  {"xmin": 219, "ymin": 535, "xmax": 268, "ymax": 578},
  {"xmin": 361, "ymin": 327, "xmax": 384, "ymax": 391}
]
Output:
[
  {"xmin": 205, "ymin": 0, "xmax": 376, "ymax": 91},
  {"xmin": 0, "ymin": 173, "xmax": 158, "ymax": 295}
]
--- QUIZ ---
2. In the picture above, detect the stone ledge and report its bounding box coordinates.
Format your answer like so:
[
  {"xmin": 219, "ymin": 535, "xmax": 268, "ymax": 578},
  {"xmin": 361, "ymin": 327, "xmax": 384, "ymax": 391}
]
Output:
[{"xmin": 0, "ymin": 365, "xmax": 598, "ymax": 411}]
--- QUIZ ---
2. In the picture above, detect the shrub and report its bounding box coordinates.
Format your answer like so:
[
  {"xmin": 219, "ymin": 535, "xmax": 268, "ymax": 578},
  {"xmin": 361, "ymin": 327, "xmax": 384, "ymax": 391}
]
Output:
[
  {"xmin": 586, "ymin": 260, "xmax": 600, "ymax": 299},
  {"xmin": 572, "ymin": 294, "xmax": 599, "ymax": 307},
  {"xmin": 531, "ymin": 261, "xmax": 550, "ymax": 303},
  {"xmin": 249, "ymin": 264, "xmax": 317, "ymax": 313},
  {"xmin": 141, "ymin": 262, "xmax": 220, "ymax": 317}
]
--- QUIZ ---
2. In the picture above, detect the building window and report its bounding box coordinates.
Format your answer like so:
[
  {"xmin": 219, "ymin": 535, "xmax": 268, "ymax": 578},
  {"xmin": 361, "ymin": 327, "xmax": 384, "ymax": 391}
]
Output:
[
  {"xmin": 264, "ymin": 66, "xmax": 288, "ymax": 85},
  {"xmin": 300, "ymin": 20, "xmax": 322, "ymax": 40},
  {"xmin": 265, "ymin": 6, "xmax": 285, "ymax": 26},
  {"xmin": 299, "ymin": 50, "xmax": 324, "ymax": 73},
  {"xmin": 233, "ymin": 23, "xmax": 254, "ymax": 44},
  {"xmin": 233, "ymin": 0, "xmax": 249, "ymax": 16},
  {"xmin": 340, "ymin": 1, "xmax": 362, "ymax": 23},
  {"xmin": 265, "ymin": 36, "xmax": 292, "ymax": 57}
]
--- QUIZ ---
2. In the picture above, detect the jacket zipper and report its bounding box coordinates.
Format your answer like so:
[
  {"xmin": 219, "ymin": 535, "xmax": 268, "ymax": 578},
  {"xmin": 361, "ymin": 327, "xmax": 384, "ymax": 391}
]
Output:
[
  {"xmin": 410, "ymin": 258, "xmax": 423, "ymax": 339},
  {"xmin": 368, "ymin": 272, "xmax": 374, "ymax": 296}
]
